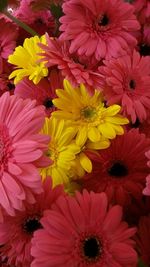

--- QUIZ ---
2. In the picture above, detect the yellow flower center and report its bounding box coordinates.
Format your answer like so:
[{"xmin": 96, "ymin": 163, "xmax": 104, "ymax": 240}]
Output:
[
  {"xmin": 46, "ymin": 142, "xmax": 58, "ymax": 165},
  {"xmin": 80, "ymin": 105, "xmax": 105, "ymax": 126},
  {"xmin": 81, "ymin": 106, "xmax": 97, "ymax": 122}
]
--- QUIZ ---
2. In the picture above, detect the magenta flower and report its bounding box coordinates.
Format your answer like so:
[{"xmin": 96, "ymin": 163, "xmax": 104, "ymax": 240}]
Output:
[
  {"xmin": 0, "ymin": 17, "xmax": 18, "ymax": 59},
  {"xmin": 99, "ymin": 50, "xmax": 150, "ymax": 123},
  {"xmin": 39, "ymin": 36, "xmax": 103, "ymax": 89},
  {"xmin": 15, "ymin": 76, "xmax": 58, "ymax": 117},
  {"xmin": 0, "ymin": 178, "xmax": 64, "ymax": 267},
  {"xmin": 31, "ymin": 191, "xmax": 137, "ymax": 267},
  {"xmin": 82, "ymin": 129, "xmax": 150, "ymax": 206},
  {"xmin": 60, "ymin": 0, "xmax": 140, "ymax": 60}
]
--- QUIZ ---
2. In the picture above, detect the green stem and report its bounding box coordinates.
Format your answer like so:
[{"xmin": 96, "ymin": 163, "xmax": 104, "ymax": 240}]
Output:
[{"xmin": 3, "ymin": 9, "xmax": 39, "ymax": 37}]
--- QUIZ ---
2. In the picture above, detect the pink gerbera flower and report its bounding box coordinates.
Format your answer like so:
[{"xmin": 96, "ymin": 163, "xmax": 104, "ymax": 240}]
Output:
[
  {"xmin": 13, "ymin": 0, "xmax": 54, "ymax": 44},
  {"xmin": 0, "ymin": 17, "xmax": 18, "ymax": 59},
  {"xmin": 82, "ymin": 129, "xmax": 150, "ymax": 207},
  {"xmin": 143, "ymin": 149, "xmax": 150, "ymax": 196},
  {"xmin": 39, "ymin": 36, "xmax": 103, "ymax": 89},
  {"xmin": 132, "ymin": 0, "xmax": 150, "ymax": 56},
  {"xmin": 0, "ymin": 256, "xmax": 12, "ymax": 267},
  {"xmin": 0, "ymin": 178, "xmax": 64, "ymax": 267},
  {"xmin": 0, "ymin": 92, "xmax": 50, "ymax": 216},
  {"xmin": 14, "ymin": 72, "xmax": 60, "ymax": 117},
  {"xmin": 135, "ymin": 215, "xmax": 150, "ymax": 266},
  {"xmin": 98, "ymin": 50, "xmax": 150, "ymax": 123},
  {"xmin": 31, "ymin": 191, "xmax": 137, "ymax": 267},
  {"xmin": 133, "ymin": 0, "xmax": 150, "ymax": 25},
  {"xmin": 59, "ymin": 0, "xmax": 140, "ymax": 60}
]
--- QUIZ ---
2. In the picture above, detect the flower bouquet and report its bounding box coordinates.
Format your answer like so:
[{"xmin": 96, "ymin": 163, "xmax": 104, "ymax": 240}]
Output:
[{"xmin": 0, "ymin": 0, "xmax": 150, "ymax": 266}]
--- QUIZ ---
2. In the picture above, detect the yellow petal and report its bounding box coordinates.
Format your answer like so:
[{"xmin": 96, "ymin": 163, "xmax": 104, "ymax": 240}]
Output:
[
  {"xmin": 87, "ymin": 139, "xmax": 110, "ymax": 150},
  {"xmin": 105, "ymin": 116, "xmax": 129, "ymax": 125},
  {"xmin": 76, "ymin": 127, "xmax": 87, "ymax": 146},
  {"xmin": 98, "ymin": 123, "xmax": 116, "ymax": 139},
  {"xmin": 103, "ymin": 105, "xmax": 121, "ymax": 116},
  {"xmin": 87, "ymin": 127, "xmax": 101, "ymax": 142},
  {"xmin": 79, "ymin": 152, "xmax": 92, "ymax": 173}
]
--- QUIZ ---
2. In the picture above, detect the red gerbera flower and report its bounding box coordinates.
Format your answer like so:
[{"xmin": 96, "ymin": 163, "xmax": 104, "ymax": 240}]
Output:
[
  {"xmin": 39, "ymin": 36, "xmax": 103, "ymax": 89},
  {"xmin": 82, "ymin": 129, "xmax": 150, "ymax": 206},
  {"xmin": 127, "ymin": 113, "xmax": 150, "ymax": 138},
  {"xmin": 131, "ymin": 0, "xmax": 150, "ymax": 57},
  {"xmin": 133, "ymin": 0, "xmax": 150, "ymax": 25},
  {"xmin": 99, "ymin": 50, "xmax": 150, "ymax": 123},
  {"xmin": 124, "ymin": 196, "xmax": 150, "ymax": 226},
  {"xmin": 14, "ymin": 70, "xmax": 61, "ymax": 117},
  {"xmin": 31, "ymin": 191, "xmax": 137, "ymax": 267},
  {"xmin": 135, "ymin": 215, "xmax": 150, "ymax": 266},
  {"xmin": 0, "ymin": 178, "xmax": 64, "ymax": 267},
  {"xmin": 59, "ymin": 0, "xmax": 140, "ymax": 60}
]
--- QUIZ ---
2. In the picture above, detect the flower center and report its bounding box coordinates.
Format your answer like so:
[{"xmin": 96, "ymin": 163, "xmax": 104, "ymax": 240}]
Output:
[
  {"xmin": 23, "ymin": 216, "xmax": 42, "ymax": 234},
  {"xmin": 7, "ymin": 82, "xmax": 15, "ymax": 91},
  {"xmin": 0, "ymin": 124, "xmax": 12, "ymax": 173},
  {"xmin": 43, "ymin": 98, "xmax": 53, "ymax": 109},
  {"xmin": 98, "ymin": 14, "xmax": 109, "ymax": 27},
  {"xmin": 131, "ymin": 118, "xmax": 140, "ymax": 128},
  {"xmin": 129, "ymin": 79, "xmax": 136, "ymax": 90},
  {"xmin": 139, "ymin": 43, "xmax": 150, "ymax": 56},
  {"xmin": 108, "ymin": 161, "xmax": 128, "ymax": 177},
  {"xmin": 35, "ymin": 18, "xmax": 43, "ymax": 25},
  {"xmin": 46, "ymin": 142, "xmax": 59, "ymax": 165},
  {"xmin": 81, "ymin": 106, "xmax": 97, "ymax": 122},
  {"xmin": 82, "ymin": 236, "xmax": 103, "ymax": 263}
]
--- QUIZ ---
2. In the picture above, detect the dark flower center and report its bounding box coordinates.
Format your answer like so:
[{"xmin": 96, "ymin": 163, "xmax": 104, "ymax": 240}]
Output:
[
  {"xmin": 7, "ymin": 82, "xmax": 15, "ymax": 91},
  {"xmin": 108, "ymin": 162, "xmax": 128, "ymax": 177},
  {"xmin": 35, "ymin": 18, "xmax": 43, "ymax": 25},
  {"xmin": 131, "ymin": 118, "xmax": 140, "ymax": 128},
  {"xmin": 98, "ymin": 14, "xmax": 109, "ymax": 27},
  {"xmin": 23, "ymin": 217, "xmax": 42, "ymax": 234},
  {"xmin": 43, "ymin": 98, "xmax": 53, "ymax": 109},
  {"xmin": 139, "ymin": 43, "xmax": 150, "ymax": 56},
  {"xmin": 82, "ymin": 236, "xmax": 103, "ymax": 262},
  {"xmin": 129, "ymin": 79, "xmax": 136, "ymax": 90}
]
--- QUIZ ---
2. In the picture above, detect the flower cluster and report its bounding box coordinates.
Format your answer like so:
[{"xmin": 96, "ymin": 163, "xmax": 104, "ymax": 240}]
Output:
[{"xmin": 0, "ymin": 0, "xmax": 150, "ymax": 266}]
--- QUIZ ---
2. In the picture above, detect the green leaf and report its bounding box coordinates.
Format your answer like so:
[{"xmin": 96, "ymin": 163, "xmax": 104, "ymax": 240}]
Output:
[
  {"xmin": 50, "ymin": 4, "xmax": 63, "ymax": 37},
  {"xmin": 138, "ymin": 258, "xmax": 147, "ymax": 267},
  {"xmin": 50, "ymin": 4, "xmax": 63, "ymax": 20},
  {"xmin": 0, "ymin": 0, "xmax": 8, "ymax": 12}
]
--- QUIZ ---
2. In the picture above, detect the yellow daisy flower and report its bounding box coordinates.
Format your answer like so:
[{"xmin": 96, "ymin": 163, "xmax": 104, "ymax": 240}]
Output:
[
  {"xmin": 8, "ymin": 35, "xmax": 48, "ymax": 85},
  {"xmin": 52, "ymin": 80, "xmax": 129, "ymax": 146},
  {"xmin": 70, "ymin": 137, "xmax": 110, "ymax": 178},
  {"xmin": 40, "ymin": 117, "xmax": 80, "ymax": 187}
]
